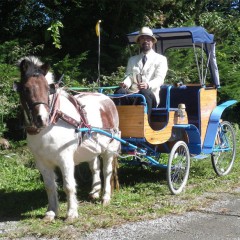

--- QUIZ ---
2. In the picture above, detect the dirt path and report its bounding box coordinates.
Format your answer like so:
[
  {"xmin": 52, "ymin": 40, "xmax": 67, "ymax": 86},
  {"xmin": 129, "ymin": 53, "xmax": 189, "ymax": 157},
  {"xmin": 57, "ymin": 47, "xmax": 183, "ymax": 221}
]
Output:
[{"xmin": 83, "ymin": 189, "xmax": 240, "ymax": 240}]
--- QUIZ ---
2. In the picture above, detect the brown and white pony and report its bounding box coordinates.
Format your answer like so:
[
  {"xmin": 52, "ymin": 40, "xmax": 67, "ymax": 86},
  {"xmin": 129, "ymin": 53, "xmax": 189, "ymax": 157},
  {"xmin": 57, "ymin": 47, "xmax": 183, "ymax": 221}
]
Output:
[{"xmin": 16, "ymin": 56, "xmax": 120, "ymax": 221}]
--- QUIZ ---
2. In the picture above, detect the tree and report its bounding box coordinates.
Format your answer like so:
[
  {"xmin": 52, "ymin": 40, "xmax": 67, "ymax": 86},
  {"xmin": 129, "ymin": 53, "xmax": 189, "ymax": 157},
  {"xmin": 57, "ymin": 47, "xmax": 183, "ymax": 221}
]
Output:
[{"xmin": 0, "ymin": 0, "xmax": 239, "ymax": 139}]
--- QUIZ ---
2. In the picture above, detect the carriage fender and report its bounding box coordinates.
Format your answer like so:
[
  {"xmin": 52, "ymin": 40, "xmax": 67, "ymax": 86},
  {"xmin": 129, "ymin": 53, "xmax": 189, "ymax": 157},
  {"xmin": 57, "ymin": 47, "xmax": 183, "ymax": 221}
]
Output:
[
  {"xmin": 202, "ymin": 100, "xmax": 237, "ymax": 154},
  {"xmin": 173, "ymin": 124, "xmax": 201, "ymax": 155}
]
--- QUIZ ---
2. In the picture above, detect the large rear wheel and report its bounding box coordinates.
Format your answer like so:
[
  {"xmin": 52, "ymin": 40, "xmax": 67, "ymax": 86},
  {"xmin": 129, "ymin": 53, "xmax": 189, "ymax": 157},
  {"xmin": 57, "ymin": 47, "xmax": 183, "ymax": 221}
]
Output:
[
  {"xmin": 211, "ymin": 121, "xmax": 236, "ymax": 176},
  {"xmin": 167, "ymin": 141, "xmax": 190, "ymax": 195}
]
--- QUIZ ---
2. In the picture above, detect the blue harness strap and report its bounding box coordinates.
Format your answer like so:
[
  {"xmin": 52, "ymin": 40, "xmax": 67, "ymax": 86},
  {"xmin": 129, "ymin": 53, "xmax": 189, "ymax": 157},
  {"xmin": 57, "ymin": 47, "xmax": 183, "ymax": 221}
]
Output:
[
  {"xmin": 173, "ymin": 124, "xmax": 201, "ymax": 154},
  {"xmin": 202, "ymin": 100, "xmax": 237, "ymax": 154}
]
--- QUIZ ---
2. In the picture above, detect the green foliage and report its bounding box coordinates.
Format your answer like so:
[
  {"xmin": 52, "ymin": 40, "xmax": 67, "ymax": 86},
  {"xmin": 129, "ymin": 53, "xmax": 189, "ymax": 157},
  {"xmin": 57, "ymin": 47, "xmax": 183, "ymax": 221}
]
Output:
[
  {"xmin": 0, "ymin": 63, "xmax": 19, "ymax": 137},
  {"xmin": 0, "ymin": 2, "xmax": 240, "ymax": 238},
  {"xmin": 0, "ymin": 40, "xmax": 44, "ymax": 64},
  {"xmin": 101, "ymin": 66, "xmax": 126, "ymax": 87},
  {"xmin": 0, "ymin": 40, "xmax": 45, "ymax": 137},
  {"xmin": 47, "ymin": 20, "xmax": 64, "ymax": 49},
  {"xmin": 52, "ymin": 53, "xmax": 89, "ymax": 87},
  {"xmin": 0, "ymin": 0, "xmax": 239, "ymax": 135},
  {"xmin": 165, "ymin": 48, "xmax": 200, "ymax": 85},
  {"xmin": 0, "ymin": 144, "xmax": 41, "ymax": 190}
]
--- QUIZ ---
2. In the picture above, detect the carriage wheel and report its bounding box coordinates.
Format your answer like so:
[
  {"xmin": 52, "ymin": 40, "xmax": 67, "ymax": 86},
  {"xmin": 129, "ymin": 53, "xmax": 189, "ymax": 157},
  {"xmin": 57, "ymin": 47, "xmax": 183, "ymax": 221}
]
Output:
[
  {"xmin": 167, "ymin": 141, "xmax": 190, "ymax": 195},
  {"xmin": 211, "ymin": 121, "xmax": 236, "ymax": 176}
]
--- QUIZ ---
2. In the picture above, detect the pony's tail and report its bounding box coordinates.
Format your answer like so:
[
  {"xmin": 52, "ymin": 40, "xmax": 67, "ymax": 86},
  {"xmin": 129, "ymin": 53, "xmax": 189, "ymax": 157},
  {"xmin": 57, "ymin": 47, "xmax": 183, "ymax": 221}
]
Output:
[
  {"xmin": 111, "ymin": 154, "xmax": 119, "ymax": 193},
  {"xmin": 111, "ymin": 131, "xmax": 121, "ymax": 194}
]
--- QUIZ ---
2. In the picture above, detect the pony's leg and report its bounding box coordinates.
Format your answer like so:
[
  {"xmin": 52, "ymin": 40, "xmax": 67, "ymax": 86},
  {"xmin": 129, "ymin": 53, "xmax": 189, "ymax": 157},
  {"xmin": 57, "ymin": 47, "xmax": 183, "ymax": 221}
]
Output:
[
  {"xmin": 88, "ymin": 157, "xmax": 101, "ymax": 200},
  {"xmin": 60, "ymin": 161, "xmax": 79, "ymax": 220},
  {"xmin": 36, "ymin": 161, "xmax": 58, "ymax": 221},
  {"xmin": 101, "ymin": 154, "xmax": 114, "ymax": 205}
]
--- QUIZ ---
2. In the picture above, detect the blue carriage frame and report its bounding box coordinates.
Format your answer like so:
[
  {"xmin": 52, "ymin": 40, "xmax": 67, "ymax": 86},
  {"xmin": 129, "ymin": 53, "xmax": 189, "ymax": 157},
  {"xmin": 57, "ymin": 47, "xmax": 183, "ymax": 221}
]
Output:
[
  {"xmin": 75, "ymin": 26, "xmax": 237, "ymax": 194},
  {"xmin": 120, "ymin": 26, "xmax": 237, "ymax": 157}
]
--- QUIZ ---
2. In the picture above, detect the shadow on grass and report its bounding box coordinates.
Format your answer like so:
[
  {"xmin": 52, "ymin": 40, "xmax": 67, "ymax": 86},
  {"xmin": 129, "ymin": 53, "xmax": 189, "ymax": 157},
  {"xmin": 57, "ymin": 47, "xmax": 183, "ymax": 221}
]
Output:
[
  {"xmin": 0, "ymin": 189, "xmax": 47, "ymax": 221},
  {"xmin": 0, "ymin": 164, "xmax": 93, "ymax": 221},
  {"xmin": 0, "ymin": 163, "xmax": 167, "ymax": 221},
  {"xmin": 0, "ymin": 187, "xmax": 93, "ymax": 221},
  {"xmin": 75, "ymin": 161, "xmax": 167, "ymax": 188},
  {"xmin": 118, "ymin": 164, "xmax": 167, "ymax": 186}
]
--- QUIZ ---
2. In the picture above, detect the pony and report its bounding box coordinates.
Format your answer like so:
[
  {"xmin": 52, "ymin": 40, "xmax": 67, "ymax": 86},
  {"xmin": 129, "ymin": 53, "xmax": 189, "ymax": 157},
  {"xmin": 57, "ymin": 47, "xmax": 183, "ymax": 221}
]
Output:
[{"xmin": 16, "ymin": 56, "xmax": 120, "ymax": 221}]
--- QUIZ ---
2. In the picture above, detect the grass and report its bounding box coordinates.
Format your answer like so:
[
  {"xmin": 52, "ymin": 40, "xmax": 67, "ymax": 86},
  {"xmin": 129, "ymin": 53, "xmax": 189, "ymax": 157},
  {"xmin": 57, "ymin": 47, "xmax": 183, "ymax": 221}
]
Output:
[{"xmin": 0, "ymin": 126, "xmax": 239, "ymax": 239}]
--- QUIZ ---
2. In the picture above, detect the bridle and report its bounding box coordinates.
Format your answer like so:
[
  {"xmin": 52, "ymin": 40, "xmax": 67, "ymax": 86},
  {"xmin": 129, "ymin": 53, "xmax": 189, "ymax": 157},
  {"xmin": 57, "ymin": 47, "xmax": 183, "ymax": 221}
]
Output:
[
  {"xmin": 19, "ymin": 73, "xmax": 53, "ymax": 133},
  {"xmin": 28, "ymin": 101, "xmax": 50, "ymax": 109},
  {"xmin": 20, "ymin": 83, "xmax": 89, "ymax": 137}
]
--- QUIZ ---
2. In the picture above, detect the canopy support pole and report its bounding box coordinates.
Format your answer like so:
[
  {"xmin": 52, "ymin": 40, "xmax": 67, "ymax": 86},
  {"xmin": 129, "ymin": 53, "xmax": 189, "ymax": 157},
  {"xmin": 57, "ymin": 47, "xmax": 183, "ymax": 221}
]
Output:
[{"xmin": 193, "ymin": 43, "xmax": 202, "ymax": 85}]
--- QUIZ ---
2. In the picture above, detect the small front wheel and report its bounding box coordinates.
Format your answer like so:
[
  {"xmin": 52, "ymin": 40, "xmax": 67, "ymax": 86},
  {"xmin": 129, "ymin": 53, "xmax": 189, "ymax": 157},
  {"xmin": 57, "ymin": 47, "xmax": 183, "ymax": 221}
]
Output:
[
  {"xmin": 167, "ymin": 141, "xmax": 190, "ymax": 195},
  {"xmin": 211, "ymin": 121, "xmax": 236, "ymax": 176}
]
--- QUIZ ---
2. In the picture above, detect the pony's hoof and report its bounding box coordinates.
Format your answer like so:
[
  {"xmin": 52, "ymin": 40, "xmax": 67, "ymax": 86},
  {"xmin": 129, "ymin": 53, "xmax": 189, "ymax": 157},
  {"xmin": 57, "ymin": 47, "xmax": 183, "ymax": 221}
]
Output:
[
  {"xmin": 43, "ymin": 211, "xmax": 56, "ymax": 222},
  {"xmin": 89, "ymin": 192, "xmax": 100, "ymax": 200},
  {"xmin": 65, "ymin": 215, "xmax": 78, "ymax": 223},
  {"xmin": 67, "ymin": 210, "xmax": 79, "ymax": 221},
  {"xmin": 102, "ymin": 198, "xmax": 111, "ymax": 206}
]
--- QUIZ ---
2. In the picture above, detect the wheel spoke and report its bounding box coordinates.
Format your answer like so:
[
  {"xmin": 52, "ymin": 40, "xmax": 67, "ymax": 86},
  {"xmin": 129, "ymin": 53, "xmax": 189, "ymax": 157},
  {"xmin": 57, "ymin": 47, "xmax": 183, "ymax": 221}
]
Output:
[
  {"xmin": 167, "ymin": 141, "xmax": 190, "ymax": 195},
  {"xmin": 211, "ymin": 121, "xmax": 236, "ymax": 176}
]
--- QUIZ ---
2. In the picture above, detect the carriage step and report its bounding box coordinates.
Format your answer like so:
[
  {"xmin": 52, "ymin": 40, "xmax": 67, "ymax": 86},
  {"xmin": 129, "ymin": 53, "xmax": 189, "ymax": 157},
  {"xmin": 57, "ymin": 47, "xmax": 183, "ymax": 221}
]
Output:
[{"xmin": 192, "ymin": 154, "xmax": 209, "ymax": 160}]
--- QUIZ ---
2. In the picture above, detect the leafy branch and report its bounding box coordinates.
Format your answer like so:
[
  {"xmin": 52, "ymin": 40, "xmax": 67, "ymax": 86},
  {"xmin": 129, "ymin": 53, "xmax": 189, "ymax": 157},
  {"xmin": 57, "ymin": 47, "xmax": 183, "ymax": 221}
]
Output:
[{"xmin": 47, "ymin": 21, "xmax": 64, "ymax": 49}]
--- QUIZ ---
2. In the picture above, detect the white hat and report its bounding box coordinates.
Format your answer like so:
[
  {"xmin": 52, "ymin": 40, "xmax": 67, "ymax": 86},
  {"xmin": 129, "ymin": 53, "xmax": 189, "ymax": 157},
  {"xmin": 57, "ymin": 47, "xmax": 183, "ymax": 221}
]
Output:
[{"xmin": 135, "ymin": 27, "xmax": 157, "ymax": 43}]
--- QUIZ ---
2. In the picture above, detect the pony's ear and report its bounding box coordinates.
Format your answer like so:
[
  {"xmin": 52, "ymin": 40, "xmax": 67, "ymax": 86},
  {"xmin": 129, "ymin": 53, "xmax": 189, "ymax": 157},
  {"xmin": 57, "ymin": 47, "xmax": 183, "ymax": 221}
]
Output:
[
  {"xmin": 41, "ymin": 63, "xmax": 50, "ymax": 76},
  {"xmin": 13, "ymin": 82, "xmax": 22, "ymax": 92},
  {"xmin": 49, "ymin": 83, "xmax": 56, "ymax": 94}
]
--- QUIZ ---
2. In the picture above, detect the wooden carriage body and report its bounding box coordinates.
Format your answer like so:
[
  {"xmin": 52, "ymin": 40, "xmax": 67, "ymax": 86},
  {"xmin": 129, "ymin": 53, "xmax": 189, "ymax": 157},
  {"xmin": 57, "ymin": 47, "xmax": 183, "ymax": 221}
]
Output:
[
  {"xmin": 115, "ymin": 26, "xmax": 236, "ymax": 156},
  {"xmin": 117, "ymin": 84, "xmax": 217, "ymax": 149}
]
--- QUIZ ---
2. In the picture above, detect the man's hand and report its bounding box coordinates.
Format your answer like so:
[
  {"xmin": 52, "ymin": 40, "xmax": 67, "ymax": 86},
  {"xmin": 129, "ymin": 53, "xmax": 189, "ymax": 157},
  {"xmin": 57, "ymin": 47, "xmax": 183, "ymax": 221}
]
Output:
[
  {"xmin": 119, "ymin": 82, "xmax": 127, "ymax": 88},
  {"xmin": 137, "ymin": 82, "xmax": 148, "ymax": 89}
]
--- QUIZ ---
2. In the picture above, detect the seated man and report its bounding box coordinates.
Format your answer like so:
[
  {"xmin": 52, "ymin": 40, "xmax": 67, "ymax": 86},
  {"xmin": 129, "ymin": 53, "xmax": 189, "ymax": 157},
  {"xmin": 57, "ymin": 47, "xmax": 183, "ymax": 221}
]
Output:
[{"xmin": 114, "ymin": 26, "xmax": 168, "ymax": 116}]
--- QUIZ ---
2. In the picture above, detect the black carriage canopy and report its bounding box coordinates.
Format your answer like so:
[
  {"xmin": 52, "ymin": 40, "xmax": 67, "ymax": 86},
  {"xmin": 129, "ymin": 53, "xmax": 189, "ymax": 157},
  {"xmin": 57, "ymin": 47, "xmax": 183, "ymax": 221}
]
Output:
[{"xmin": 127, "ymin": 26, "xmax": 220, "ymax": 87}]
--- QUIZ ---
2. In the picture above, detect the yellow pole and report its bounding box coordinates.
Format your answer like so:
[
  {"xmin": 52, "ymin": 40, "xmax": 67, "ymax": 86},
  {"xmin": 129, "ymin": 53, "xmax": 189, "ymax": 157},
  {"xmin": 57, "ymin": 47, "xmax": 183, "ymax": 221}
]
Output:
[{"xmin": 95, "ymin": 20, "xmax": 101, "ymax": 87}]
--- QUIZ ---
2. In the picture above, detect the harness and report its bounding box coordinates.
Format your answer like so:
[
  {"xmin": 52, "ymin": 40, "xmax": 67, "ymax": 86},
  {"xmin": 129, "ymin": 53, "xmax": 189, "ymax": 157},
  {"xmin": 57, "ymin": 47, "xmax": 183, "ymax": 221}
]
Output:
[
  {"xmin": 50, "ymin": 91, "xmax": 89, "ymax": 129},
  {"xmin": 22, "ymin": 84, "xmax": 119, "ymax": 146},
  {"xmin": 24, "ymin": 85, "xmax": 90, "ymax": 135}
]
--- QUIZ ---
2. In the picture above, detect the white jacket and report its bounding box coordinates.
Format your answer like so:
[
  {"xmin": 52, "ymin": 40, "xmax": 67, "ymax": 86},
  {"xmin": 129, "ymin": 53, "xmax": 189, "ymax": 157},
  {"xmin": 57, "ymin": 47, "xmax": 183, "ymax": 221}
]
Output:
[{"xmin": 123, "ymin": 49, "xmax": 168, "ymax": 105}]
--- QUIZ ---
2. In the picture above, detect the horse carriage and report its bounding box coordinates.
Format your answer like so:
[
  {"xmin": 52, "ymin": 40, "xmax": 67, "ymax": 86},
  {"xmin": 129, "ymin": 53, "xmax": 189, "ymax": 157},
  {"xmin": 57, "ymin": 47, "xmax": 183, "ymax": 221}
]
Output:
[
  {"xmin": 16, "ymin": 26, "xmax": 237, "ymax": 220},
  {"xmin": 108, "ymin": 26, "xmax": 237, "ymax": 194}
]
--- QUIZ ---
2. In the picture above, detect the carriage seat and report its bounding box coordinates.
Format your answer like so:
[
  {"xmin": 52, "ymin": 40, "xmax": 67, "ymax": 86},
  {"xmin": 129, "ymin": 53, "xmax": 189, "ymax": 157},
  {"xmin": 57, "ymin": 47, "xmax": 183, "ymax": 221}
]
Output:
[
  {"xmin": 151, "ymin": 85, "xmax": 201, "ymax": 128},
  {"xmin": 169, "ymin": 85, "xmax": 201, "ymax": 127}
]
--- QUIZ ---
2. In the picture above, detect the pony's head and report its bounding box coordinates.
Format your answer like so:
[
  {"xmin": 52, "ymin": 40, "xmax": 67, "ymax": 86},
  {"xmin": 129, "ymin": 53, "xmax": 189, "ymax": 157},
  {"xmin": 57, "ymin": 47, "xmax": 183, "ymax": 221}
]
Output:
[{"xmin": 17, "ymin": 56, "xmax": 54, "ymax": 131}]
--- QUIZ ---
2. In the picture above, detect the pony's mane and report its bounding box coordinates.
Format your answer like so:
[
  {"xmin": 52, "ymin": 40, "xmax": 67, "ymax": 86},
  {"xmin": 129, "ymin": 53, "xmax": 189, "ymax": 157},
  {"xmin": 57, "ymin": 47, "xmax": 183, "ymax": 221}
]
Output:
[
  {"xmin": 18, "ymin": 56, "xmax": 54, "ymax": 84},
  {"xmin": 17, "ymin": 56, "xmax": 43, "ymax": 67}
]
